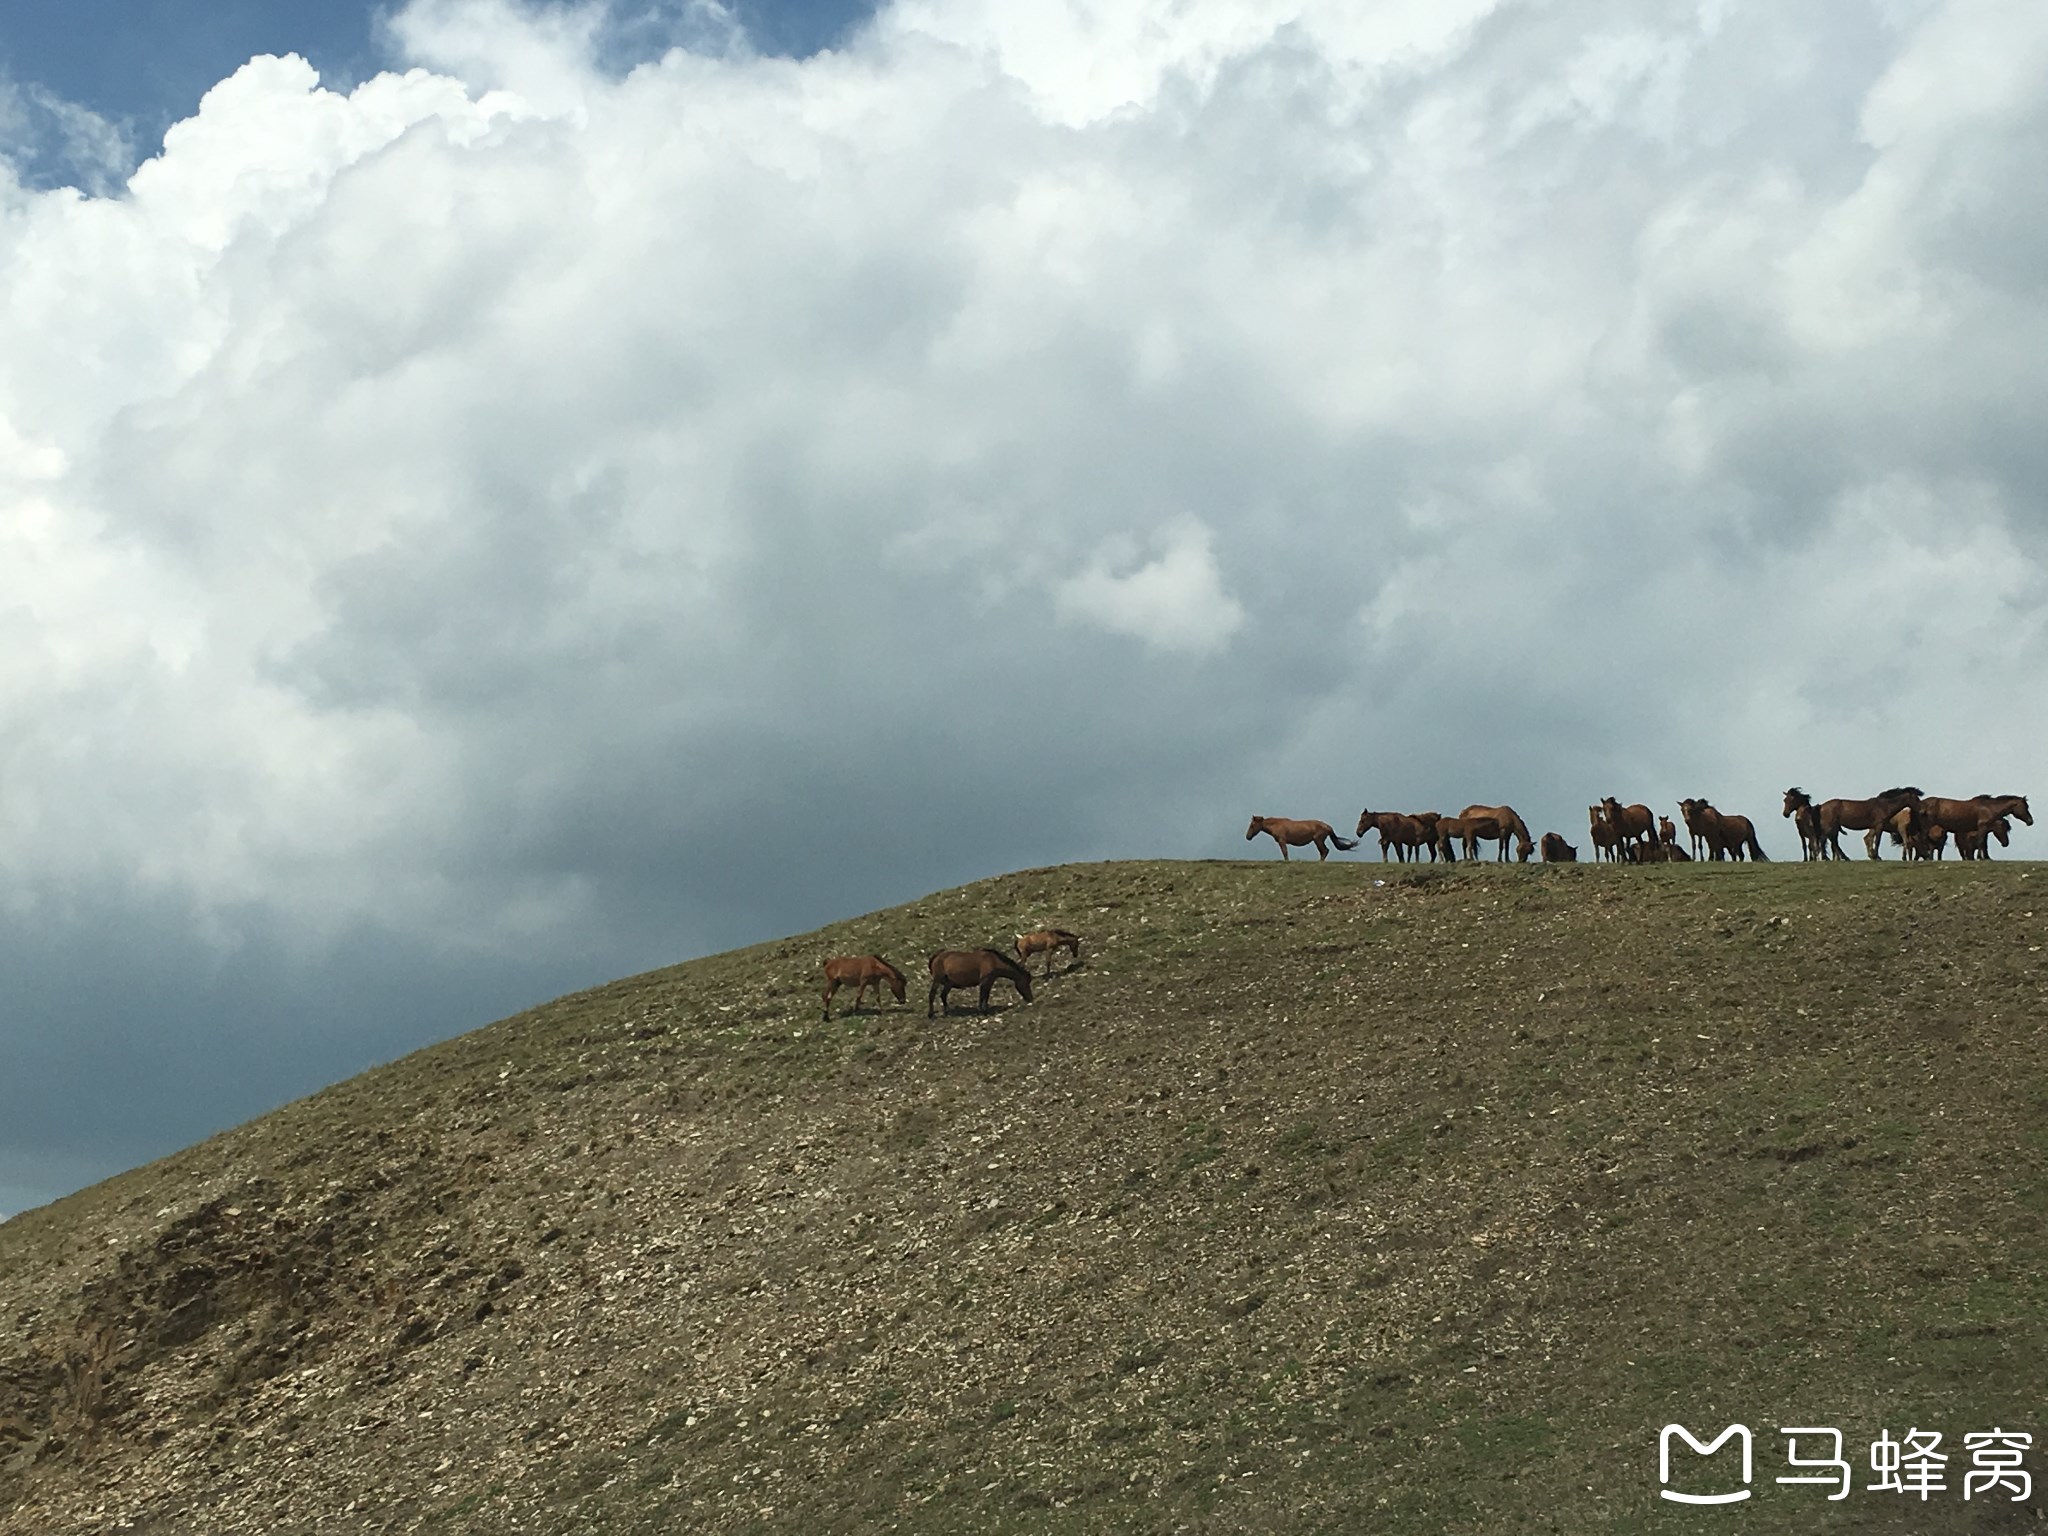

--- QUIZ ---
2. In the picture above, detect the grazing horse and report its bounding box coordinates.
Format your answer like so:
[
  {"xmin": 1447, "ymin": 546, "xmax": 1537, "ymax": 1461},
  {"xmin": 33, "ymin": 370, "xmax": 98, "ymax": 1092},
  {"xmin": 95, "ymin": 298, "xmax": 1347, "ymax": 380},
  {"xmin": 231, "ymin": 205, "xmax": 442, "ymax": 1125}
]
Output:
[
  {"xmin": 1356, "ymin": 808, "xmax": 1433, "ymax": 862},
  {"xmin": 1246, "ymin": 816, "xmax": 1357, "ymax": 861},
  {"xmin": 1679, "ymin": 798, "xmax": 1770, "ymax": 862},
  {"xmin": 1588, "ymin": 805, "xmax": 1620, "ymax": 863},
  {"xmin": 1601, "ymin": 798, "xmax": 1657, "ymax": 859},
  {"xmin": 1015, "ymin": 928, "xmax": 1082, "ymax": 977},
  {"xmin": 927, "ymin": 949, "xmax": 1035, "ymax": 1017},
  {"xmin": 1812, "ymin": 786, "xmax": 1923, "ymax": 861},
  {"xmin": 1458, "ymin": 804, "xmax": 1536, "ymax": 863},
  {"xmin": 1539, "ymin": 832, "xmax": 1578, "ymax": 862},
  {"xmin": 822, "ymin": 956, "xmax": 907, "ymax": 1019},
  {"xmin": 1782, "ymin": 788, "xmax": 1826, "ymax": 862}
]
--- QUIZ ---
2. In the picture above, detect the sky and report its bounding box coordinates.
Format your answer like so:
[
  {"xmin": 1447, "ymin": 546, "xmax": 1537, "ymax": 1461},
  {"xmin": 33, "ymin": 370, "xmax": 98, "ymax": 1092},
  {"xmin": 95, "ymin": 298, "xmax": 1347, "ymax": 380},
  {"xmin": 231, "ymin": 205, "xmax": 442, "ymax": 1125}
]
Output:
[{"xmin": 2, "ymin": 0, "xmax": 2044, "ymax": 1218}]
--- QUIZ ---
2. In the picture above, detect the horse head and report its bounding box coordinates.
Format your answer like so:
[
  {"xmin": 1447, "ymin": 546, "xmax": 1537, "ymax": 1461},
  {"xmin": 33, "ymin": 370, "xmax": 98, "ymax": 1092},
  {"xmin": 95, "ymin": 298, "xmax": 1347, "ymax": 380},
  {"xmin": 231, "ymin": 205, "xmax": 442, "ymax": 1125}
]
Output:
[{"xmin": 1245, "ymin": 816, "xmax": 1265, "ymax": 840}]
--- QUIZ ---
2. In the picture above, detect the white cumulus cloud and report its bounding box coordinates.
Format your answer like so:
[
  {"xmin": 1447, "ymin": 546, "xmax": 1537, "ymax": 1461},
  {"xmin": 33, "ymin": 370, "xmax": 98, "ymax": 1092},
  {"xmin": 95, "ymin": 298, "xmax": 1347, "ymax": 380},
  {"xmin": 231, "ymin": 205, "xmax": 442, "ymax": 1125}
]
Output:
[
  {"xmin": 1057, "ymin": 523, "xmax": 1246, "ymax": 654},
  {"xmin": 3, "ymin": 0, "xmax": 2047, "ymax": 1208}
]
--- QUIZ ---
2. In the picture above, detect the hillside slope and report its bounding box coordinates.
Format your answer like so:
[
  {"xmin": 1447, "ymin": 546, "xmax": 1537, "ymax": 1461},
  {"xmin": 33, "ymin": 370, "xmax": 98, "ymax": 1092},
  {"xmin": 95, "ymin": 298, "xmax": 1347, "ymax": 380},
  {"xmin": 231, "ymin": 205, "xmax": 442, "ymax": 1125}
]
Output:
[{"xmin": 2, "ymin": 859, "xmax": 2045, "ymax": 1534}]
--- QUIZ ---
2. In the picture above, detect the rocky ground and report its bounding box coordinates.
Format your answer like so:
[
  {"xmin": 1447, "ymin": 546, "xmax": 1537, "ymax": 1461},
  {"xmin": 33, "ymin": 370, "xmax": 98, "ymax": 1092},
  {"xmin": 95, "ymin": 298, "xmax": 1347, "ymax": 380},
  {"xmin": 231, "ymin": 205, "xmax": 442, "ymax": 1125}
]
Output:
[{"xmin": 3, "ymin": 858, "xmax": 2044, "ymax": 1534}]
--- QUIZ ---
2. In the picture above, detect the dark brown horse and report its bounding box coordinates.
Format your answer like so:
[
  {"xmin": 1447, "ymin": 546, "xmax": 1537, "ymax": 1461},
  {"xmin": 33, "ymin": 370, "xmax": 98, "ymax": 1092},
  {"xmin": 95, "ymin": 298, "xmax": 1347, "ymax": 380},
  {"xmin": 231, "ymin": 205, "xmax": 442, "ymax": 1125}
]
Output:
[
  {"xmin": 1782, "ymin": 788, "xmax": 1825, "ymax": 861},
  {"xmin": 1246, "ymin": 815, "xmax": 1357, "ymax": 861},
  {"xmin": 822, "ymin": 956, "xmax": 906, "ymax": 1019},
  {"xmin": 1412, "ymin": 811, "xmax": 1444, "ymax": 861},
  {"xmin": 1810, "ymin": 786, "xmax": 1923, "ymax": 860},
  {"xmin": 1355, "ymin": 807, "xmax": 1433, "ymax": 862},
  {"xmin": 1539, "ymin": 832, "xmax": 1578, "ymax": 862},
  {"xmin": 927, "ymin": 949, "xmax": 1034, "ymax": 1017},
  {"xmin": 1601, "ymin": 797, "xmax": 1657, "ymax": 858},
  {"xmin": 1015, "ymin": 928, "xmax": 1082, "ymax": 977},
  {"xmin": 1458, "ymin": 804, "xmax": 1535, "ymax": 862},
  {"xmin": 1957, "ymin": 817, "xmax": 2013, "ymax": 860},
  {"xmin": 1917, "ymin": 794, "xmax": 2032, "ymax": 838},
  {"xmin": 1678, "ymin": 798, "xmax": 1769, "ymax": 861}
]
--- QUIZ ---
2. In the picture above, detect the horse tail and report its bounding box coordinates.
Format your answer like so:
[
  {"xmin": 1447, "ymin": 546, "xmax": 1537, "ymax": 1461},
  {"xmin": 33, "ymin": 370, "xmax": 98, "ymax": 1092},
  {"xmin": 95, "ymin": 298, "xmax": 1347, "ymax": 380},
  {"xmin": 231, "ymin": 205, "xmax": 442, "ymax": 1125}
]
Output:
[
  {"xmin": 1331, "ymin": 834, "xmax": 1358, "ymax": 851},
  {"xmin": 1747, "ymin": 828, "xmax": 1769, "ymax": 861}
]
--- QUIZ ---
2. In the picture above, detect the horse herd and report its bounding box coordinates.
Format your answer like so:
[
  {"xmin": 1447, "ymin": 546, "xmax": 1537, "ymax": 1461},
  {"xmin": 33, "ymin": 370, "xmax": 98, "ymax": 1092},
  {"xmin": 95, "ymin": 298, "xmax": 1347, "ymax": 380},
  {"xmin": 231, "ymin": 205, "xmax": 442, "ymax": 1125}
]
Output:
[
  {"xmin": 821, "ymin": 928, "xmax": 1082, "ymax": 1020},
  {"xmin": 821, "ymin": 789, "xmax": 2031, "ymax": 1022},
  {"xmin": 1249, "ymin": 787, "xmax": 2032, "ymax": 866}
]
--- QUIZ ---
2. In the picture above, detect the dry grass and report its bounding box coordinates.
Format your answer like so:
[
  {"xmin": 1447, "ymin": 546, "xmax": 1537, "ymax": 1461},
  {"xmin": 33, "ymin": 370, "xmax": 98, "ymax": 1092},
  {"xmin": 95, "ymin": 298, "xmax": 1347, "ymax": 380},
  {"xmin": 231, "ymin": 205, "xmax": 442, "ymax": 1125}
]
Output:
[{"xmin": 2, "ymin": 857, "xmax": 2045, "ymax": 1533}]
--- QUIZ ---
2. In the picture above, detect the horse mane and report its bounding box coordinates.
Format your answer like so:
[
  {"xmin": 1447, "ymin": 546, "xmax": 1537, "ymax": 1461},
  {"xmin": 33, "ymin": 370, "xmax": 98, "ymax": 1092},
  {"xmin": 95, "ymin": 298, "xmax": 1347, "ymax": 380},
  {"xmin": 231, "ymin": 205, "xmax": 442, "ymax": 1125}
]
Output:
[{"xmin": 1878, "ymin": 786, "xmax": 1923, "ymax": 799}]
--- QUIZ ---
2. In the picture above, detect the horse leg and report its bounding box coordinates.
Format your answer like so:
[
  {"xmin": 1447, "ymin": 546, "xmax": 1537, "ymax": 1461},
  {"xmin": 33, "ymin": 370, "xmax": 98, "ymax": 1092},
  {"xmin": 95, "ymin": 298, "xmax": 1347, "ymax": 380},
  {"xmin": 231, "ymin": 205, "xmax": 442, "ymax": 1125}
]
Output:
[
  {"xmin": 978, "ymin": 978, "xmax": 994, "ymax": 1013},
  {"xmin": 823, "ymin": 978, "xmax": 838, "ymax": 1020},
  {"xmin": 1316, "ymin": 837, "xmax": 1329, "ymax": 861},
  {"xmin": 927, "ymin": 978, "xmax": 943, "ymax": 1018}
]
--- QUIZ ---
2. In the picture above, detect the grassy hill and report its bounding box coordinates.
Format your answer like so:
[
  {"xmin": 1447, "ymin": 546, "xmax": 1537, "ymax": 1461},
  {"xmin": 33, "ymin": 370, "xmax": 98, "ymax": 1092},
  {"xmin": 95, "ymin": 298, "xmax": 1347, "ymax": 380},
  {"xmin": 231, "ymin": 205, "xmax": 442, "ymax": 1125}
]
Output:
[{"xmin": 2, "ymin": 857, "xmax": 2045, "ymax": 1534}]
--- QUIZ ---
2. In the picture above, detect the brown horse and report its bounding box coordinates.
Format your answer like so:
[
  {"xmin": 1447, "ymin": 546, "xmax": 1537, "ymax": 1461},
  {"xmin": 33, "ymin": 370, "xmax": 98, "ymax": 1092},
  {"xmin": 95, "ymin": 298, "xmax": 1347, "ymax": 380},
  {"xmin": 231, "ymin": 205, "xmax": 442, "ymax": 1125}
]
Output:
[
  {"xmin": 1601, "ymin": 797, "xmax": 1657, "ymax": 858},
  {"xmin": 1355, "ymin": 807, "xmax": 1433, "ymax": 862},
  {"xmin": 1412, "ymin": 811, "xmax": 1444, "ymax": 861},
  {"xmin": 1657, "ymin": 815, "xmax": 1680, "ymax": 852},
  {"xmin": 822, "ymin": 956, "xmax": 907, "ymax": 1019},
  {"xmin": 927, "ymin": 949, "xmax": 1035, "ymax": 1017},
  {"xmin": 1015, "ymin": 928, "xmax": 1082, "ymax": 977},
  {"xmin": 1539, "ymin": 832, "xmax": 1578, "ymax": 862},
  {"xmin": 1588, "ymin": 805, "xmax": 1620, "ymax": 863},
  {"xmin": 1810, "ymin": 786, "xmax": 1923, "ymax": 860},
  {"xmin": 1432, "ymin": 816, "xmax": 1474, "ymax": 862},
  {"xmin": 1246, "ymin": 815, "xmax": 1357, "ymax": 861},
  {"xmin": 1782, "ymin": 788, "xmax": 1825, "ymax": 862},
  {"xmin": 1957, "ymin": 817, "xmax": 2012, "ymax": 860},
  {"xmin": 1916, "ymin": 794, "xmax": 2032, "ymax": 838},
  {"xmin": 1458, "ymin": 804, "xmax": 1535, "ymax": 862},
  {"xmin": 1679, "ymin": 798, "xmax": 1769, "ymax": 862}
]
